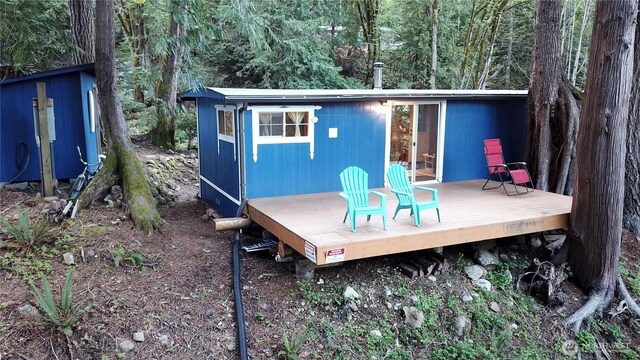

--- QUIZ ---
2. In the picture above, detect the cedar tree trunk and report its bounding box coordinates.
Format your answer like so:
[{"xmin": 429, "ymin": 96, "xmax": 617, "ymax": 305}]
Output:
[
  {"xmin": 624, "ymin": 10, "xmax": 640, "ymax": 236},
  {"xmin": 150, "ymin": 8, "xmax": 184, "ymax": 149},
  {"xmin": 69, "ymin": 0, "xmax": 95, "ymax": 65},
  {"xmin": 82, "ymin": 0, "xmax": 163, "ymax": 234},
  {"xmin": 566, "ymin": 0, "xmax": 639, "ymax": 333},
  {"xmin": 527, "ymin": 0, "xmax": 580, "ymax": 195},
  {"xmin": 429, "ymin": 0, "xmax": 439, "ymax": 89}
]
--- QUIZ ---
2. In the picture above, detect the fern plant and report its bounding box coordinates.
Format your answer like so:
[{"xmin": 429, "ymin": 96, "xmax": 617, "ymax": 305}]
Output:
[
  {"xmin": 30, "ymin": 270, "xmax": 91, "ymax": 336},
  {"xmin": 1, "ymin": 206, "xmax": 52, "ymax": 251}
]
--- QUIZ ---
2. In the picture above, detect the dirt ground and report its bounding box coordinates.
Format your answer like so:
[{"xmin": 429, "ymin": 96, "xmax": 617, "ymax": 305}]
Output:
[{"xmin": 1, "ymin": 146, "xmax": 639, "ymax": 360}]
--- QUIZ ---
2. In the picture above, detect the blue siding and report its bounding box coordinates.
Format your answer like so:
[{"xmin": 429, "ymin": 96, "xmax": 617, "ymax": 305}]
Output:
[
  {"xmin": 442, "ymin": 99, "xmax": 527, "ymax": 182},
  {"xmin": 244, "ymin": 101, "xmax": 387, "ymax": 199},
  {"xmin": 1, "ymin": 71, "xmax": 94, "ymax": 182},
  {"xmin": 197, "ymin": 98, "xmax": 240, "ymax": 216}
]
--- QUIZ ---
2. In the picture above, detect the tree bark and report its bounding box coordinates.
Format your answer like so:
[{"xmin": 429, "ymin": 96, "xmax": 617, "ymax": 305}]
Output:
[
  {"xmin": 526, "ymin": 0, "xmax": 580, "ymax": 195},
  {"xmin": 355, "ymin": 0, "xmax": 380, "ymax": 87},
  {"xmin": 88, "ymin": 0, "xmax": 163, "ymax": 234},
  {"xmin": 69, "ymin": 0, "xmax": 95, "ymax": 65},
  {"xmin": 429, "ymin": 0, "xmax": 439, "ymax": 89},
  {"xmin": 115, "ymin": 0, "xmax": 148, "ymax": 103},
  {"xmin": 567, "ymin": 0, "xmax": 638, "ymax": 333},
  {"xmin": 624, "ymin": 10, "xmax": 640, "ymax": 236},
  {"xmin": 151, "ymin": 5, "xmax": 185, "ymax": 149}
]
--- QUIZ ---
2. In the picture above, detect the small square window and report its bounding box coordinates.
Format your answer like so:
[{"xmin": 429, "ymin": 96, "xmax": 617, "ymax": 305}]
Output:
[{"xmin": 218, "ymin": 110, "xmax": 234, "ymax": 139}]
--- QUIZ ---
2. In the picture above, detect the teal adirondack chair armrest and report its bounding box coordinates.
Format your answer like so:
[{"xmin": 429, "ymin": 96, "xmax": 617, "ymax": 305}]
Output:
[
  {"xmin": 413, "ymin": 186, "xmax": 438, "ymax": 202},
  {"xmin": 339, "ymin": 191, "xmax": 354, "ymax": 206},
  {"xmin": 370, "ymin": 190, "xmax": 388, "ymax": 208}
]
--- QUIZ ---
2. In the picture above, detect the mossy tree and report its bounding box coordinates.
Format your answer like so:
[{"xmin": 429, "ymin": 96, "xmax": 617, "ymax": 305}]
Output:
[
  {"xmin": 624, "ymin": 10, "xmax": 640, "ymax": 237},
  {"xmin": 79, "ymin": 0, "xmax": 163, "ymax": 234}
]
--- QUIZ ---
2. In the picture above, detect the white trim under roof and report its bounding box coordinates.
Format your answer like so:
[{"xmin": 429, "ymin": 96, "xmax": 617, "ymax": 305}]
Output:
[{"xmin": 203, "ymin": 87, "xmax": 528, "ymax": 102}]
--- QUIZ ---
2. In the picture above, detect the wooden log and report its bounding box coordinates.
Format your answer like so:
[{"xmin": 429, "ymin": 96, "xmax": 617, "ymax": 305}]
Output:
[
  {"xmin": 212, "ymin": 217, "xmax": 252, "ymax": 231},
  {"xmin": 36, "ymin": 83, "xmax": 54, "ymax": 197}
]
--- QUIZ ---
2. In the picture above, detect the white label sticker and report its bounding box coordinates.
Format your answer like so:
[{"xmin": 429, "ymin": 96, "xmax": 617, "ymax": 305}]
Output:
[
  {"xmin": 305, "ymin": 241, "xmax": 317, "ymax": 263},
  {"xmin": 325, "ymin": 247, "xmax": 346, "ymax": 263}
]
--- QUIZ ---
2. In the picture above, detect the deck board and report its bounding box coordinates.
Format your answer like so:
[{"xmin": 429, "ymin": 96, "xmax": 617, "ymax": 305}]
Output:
[{"xmin": 246, "ymin": 180, "xmax": 572, "ymax": 265}]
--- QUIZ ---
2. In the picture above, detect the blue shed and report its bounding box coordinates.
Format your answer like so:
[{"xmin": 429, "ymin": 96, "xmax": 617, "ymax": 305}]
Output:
[
  {"xmin": 181, "ymin": 88, "xmax": 528, "ymax": 217},
  {"xmin": 0, "ymin": 64, "xmax": 100, "ymax": 183}
]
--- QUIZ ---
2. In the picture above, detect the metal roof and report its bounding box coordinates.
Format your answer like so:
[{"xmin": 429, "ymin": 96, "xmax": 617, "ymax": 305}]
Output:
[
  {"xmin": 181, "ymin": 87, "xmax": 528, "ymax": 102},
  {"xmin": 0, "ymin": 64, "xmax": 95, "ymax": 85}
]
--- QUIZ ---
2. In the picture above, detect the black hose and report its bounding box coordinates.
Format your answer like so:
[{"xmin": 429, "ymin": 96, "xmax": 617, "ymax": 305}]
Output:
[
  {"xmin": 9, "ymin": 141, "xmax": 30, "ymax": 183},
  {"xmin": 233, "ymin": 199, "xmax": 249, "ymax": 360}
]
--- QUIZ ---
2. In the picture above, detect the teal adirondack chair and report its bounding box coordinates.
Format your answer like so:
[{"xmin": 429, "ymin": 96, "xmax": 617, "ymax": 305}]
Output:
[
  {"xmin": 387, "ymin": 164, "xmax": 440, "ymax": 227},
  {"xmin": 339, "ymin": 166, "xmax": 388, "ymax": 232}
]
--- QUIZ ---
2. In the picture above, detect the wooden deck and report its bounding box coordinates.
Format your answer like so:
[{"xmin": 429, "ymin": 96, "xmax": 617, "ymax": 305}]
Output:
[{"xmin": 246, "ymin": 180, "xmax": 572, "ymax": 265}]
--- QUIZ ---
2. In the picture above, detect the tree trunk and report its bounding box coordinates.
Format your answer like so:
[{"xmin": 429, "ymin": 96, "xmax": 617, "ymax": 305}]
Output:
[
  {"xmin": 429, "ymin": 0, "xmax": 439, "ymax": 89},
  {"xmin": 355, "ymin": 0, "xmax": 380, "ymax": 87},
  {"xmin": 526, "ymin": 0, "xmax": 580, "ymax": 195},
  {"xmin": 151, "ymin": 7, "xmax": 184, "ymax": 149},
  {"xmin": 570, "ymin": 0, "xmax": 592, "ymax": 86},
  {"xmin": 566, "ymin": 0, "xmax": 638, "ymax": 333},
  {"xmin": 115, "ymin": 0, "xmax": 148, "ymax": 103},
  {"xmin": 69, "ymin": 0, "xmax": 95, "ymax": 65},
  {"xmin": 88, "ymin": 0, "xmax": 163, "ymax": 234},
  {"xmin": 624, "ymin": 10, "xmax": 640, "ymax": 236}
]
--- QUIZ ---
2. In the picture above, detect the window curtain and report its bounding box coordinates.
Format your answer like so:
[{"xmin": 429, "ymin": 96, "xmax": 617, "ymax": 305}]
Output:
[
  {"xmin": 288, "ymin": 112, "xmax": 306, "ymax": 137},
  {"xmin": 259, "ymin": 113, "xmax": 272, "ymax": 135}
]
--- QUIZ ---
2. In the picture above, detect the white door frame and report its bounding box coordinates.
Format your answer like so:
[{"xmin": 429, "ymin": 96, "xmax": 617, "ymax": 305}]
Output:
[{"xmin": 384, "ymin": 101, "xmax": 446, "ymax": 185}]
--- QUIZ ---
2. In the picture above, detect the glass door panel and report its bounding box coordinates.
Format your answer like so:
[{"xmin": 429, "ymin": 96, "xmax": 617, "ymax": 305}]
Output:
[{"xmin": 414, "ymin": 104, "xmax": 439, "ymax": 182}]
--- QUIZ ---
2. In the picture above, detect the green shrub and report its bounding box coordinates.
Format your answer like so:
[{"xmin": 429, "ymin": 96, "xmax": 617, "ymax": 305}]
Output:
[
  {"xmin": 30, "ymin": 270, "xmax": 91, "ymax": 336},
  {"xmin": 278, "ymin": 330, "xmax": 307, "ymax": 360}
]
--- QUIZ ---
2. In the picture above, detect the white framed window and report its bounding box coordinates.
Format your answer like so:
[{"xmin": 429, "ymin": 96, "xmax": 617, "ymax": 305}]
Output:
[
  {"xmin": 215, "ymin": 105, "xmax": 236, "ymax": 160},
  {"xmin": 248, "ymin": 105, "xmax": 321, "ymax": 162},
  {"xmin": 216, "ymin": 109, "xmax": 235, "ymax": 142}
]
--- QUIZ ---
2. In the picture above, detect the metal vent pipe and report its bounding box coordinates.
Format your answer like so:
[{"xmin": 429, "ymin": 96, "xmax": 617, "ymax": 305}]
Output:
[{"xmin": 373, "ymin": 62, "xmax": 383, "ymax": 89}]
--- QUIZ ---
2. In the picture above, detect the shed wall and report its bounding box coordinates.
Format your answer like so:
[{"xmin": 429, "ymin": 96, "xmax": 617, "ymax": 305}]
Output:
[
  {"xmin": 0, "ymin": 72, "xmax": 93, "ymax": 182},
  {"xmin": 197, "ymin": 98, "xmax": 240, "ymax": 216},
  {"xmin": 442, "ymin": 99, "xmax": 527, "ymax": 182},
  {"xmin": 244, "ymin": 101, "xmax": 387, "ymax": 199}
]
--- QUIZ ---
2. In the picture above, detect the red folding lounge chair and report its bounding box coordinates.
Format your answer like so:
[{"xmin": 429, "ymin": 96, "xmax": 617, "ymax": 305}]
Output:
[{"xmin": 482, "ymin": 138, "xmax": 534, "ymax": 195}]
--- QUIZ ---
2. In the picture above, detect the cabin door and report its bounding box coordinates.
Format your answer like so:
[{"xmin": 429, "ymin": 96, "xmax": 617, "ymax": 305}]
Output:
[{"xmin": 389, "ymin": 102, "xmax": 445, "ymax": 183}]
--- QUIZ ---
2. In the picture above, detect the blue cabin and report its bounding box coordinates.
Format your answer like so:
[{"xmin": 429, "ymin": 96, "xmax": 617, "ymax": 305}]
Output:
[
  {"xmin": 0, "ymin": 64, "xmax": 100, "ymax": 183},
  {"xmin": 181, "ymin": 88, "xmax": 528, "ymax": 217}
]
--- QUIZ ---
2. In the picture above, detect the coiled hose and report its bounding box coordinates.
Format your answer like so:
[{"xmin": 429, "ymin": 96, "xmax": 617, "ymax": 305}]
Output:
[{"xmin": 233, "ymin": 199, "xmax": 248, "ymax": 360}]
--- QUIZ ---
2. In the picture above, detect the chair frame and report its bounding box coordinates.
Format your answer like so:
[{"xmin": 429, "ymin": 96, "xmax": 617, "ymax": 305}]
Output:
[
  {"xmin": 387, "ymin": 164, "xmax": 441, "ymax": 227},
  {"xmin": 482, "ymin": 139, "xmax": 534, "ymax": 196},
  {"xmin": 339, "ymin": 166, "xmax": 388, "ymax": 232}
]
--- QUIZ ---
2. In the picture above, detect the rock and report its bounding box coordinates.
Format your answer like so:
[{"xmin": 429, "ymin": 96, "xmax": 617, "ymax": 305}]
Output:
[
  {"xmin": 206, "ymin": 208, "xmax": 218, "ymax": 218},
  {"xmin": 455, "ymin": 316, "xmax": 471, "ymax": 337},
  {"xmin": 471, "ymin": 239, "xmax": 497, "ymax": 251},
  {"xmin": 4, "ymin": 182, "xmax": 28, "ymax": 190},
  {"xmin": 461, "ymin": 294, "xmax": 473, "ymax": 303},
  {"xmin": 119, "ymin": 340, "xmax": 135, "ymax": 352},
  {"xmin": 343, "ymin": 286, "xmax": 360, "ymax": 301},
  {"xmin": 348, "ymin": 303, "xmax": 359, "ymax": 312},
  {"xmin": 529, "ymin": 236, "xmax": 542, "ymax": 248},
  {"xmin": 316, "ymin": 278, "xmax": 324, "ymax": 285},
  {"xmin": 370, "ymin": 330, "xmax": 382, "ymax": 337},
  {"xmin": 543, "ymin": 233, "xmax": 566, "ymax": 243},
  {"xmin": 464, "ymin": 265, "xmax": 487, "ymax": 281},
  {"xmin": 473, "ymin": 279, "xmax": 492, "ymax": 291},
  {"xmin": 509, "ymin": 323, "xmax": 518, "ymax": 331},
  {"xmin": 158, "ymin": 334, "xmax": 170, "ymax": 346},
  {"xmin": 403, "ymin": 306, "xmax": 424, "ymax": 329},
  {"xmin": 18, "ymin": 303, "xmax": 38, "ymax": 318},
  {"xmin": 546, "ymin": 238, "xmax": 565, "ymax": 251},
  {"xmin": 226, "ymin": 342, "xmax": 236, "ymax": 352},
  {"xmin": 295, "ymin": 257, "xmax": 315, "ymax": 280},
  {"xmin": 515, "ymin": 235, "xmax": 527, "ymax": 245},
  {"xmin": 43, "ymin": 196, "xmax": 59, "ymax": 202},
  {"xmin": 263, "ymin": 348, "xmax": 273, "ymax": 357},
  {"xmin": 201, "ymin": 214, "xmax": 210, "ymax": 222},
  {"xmin": 410, "ymin": 295, "xmax": 419, "ymax": 303},
  {"xmin": 474, "ymin": 250, "xmax": 501, "ymax": 269},
  {"xmin": 63, "ymin": 253, "xmax": 75, "ymax": 265},
  {"xmin": 133, "ymin": 331, "xmax": 145, "ymax": 342},
  {"xmin": 383, "ymin": 287, "xmax": 392, "ymax": 297},
  {"xmin": 428, "ymin": 275, "xmax": 437, "ymax": 282},
  {"xmin": 504, "ymin": 269, "xmax": 513, "ymax": 285},
  {"xmin": 489, "ymin": 301, "xmax": 501, "ymax": 313}
]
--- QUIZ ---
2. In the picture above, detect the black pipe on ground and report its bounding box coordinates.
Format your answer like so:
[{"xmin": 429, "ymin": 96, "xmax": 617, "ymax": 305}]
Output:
[{"xmin": 233, "ymin": 199, "xmax": 249, "ymax": 360}]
